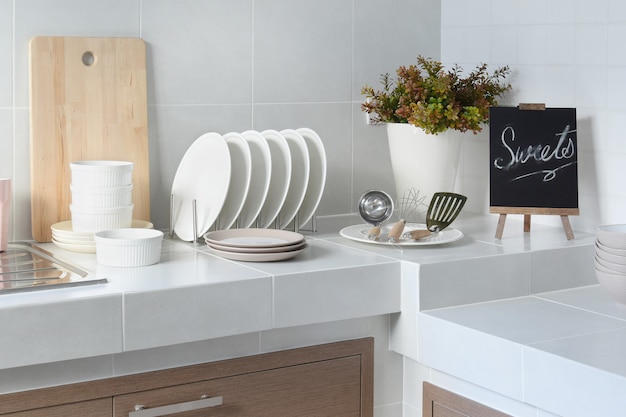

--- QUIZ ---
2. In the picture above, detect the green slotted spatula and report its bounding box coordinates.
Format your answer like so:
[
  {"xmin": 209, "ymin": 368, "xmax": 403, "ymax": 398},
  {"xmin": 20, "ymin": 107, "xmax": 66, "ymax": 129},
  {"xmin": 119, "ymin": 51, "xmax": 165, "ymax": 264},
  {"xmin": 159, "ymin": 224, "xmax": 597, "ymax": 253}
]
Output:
[{"xmin": 426, "ymin": 192, "xmax": 467, "ymax": 232}]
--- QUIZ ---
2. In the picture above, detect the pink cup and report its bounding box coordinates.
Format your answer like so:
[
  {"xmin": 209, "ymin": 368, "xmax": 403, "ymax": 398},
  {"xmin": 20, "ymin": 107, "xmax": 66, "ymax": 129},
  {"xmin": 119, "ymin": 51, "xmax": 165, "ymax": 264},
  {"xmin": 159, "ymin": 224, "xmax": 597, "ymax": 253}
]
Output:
[{"xmin": 0, "ymin": 178, "xmax": 11, "ymax": 252}]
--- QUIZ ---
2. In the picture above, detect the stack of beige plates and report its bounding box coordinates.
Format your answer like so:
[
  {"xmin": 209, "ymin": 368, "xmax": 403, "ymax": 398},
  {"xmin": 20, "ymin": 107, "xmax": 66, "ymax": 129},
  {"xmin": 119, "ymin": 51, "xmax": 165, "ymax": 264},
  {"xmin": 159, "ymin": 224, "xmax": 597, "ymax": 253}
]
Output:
[
  {"xmin": 204, "ymin": 228, "xmax": 307, "ymax": 262},
  {"xmin": 51, "ymin": 220, "xmax": 154, "ymax": 253}
]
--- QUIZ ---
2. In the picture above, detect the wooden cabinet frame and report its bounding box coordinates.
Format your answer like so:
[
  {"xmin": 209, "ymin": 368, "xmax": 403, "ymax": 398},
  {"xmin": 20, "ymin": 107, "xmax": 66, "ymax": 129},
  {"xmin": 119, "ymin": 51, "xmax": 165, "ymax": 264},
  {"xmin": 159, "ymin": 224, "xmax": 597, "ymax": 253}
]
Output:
[
  {"xmin": 0, "ymin": 338, "xmax": 373, "ymax": 417},
  {"xmin": 423, "ymin": 382, "xmax": 512, "ymax": 417}
]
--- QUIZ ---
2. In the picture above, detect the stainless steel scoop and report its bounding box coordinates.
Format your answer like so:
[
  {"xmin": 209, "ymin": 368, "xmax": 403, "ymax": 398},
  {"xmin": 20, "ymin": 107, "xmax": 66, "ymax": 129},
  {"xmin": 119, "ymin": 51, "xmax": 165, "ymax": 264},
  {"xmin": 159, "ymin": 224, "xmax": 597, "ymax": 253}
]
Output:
[{"xmin": 358, "ymin": 190, "xmax": 394, "ymax": 240}]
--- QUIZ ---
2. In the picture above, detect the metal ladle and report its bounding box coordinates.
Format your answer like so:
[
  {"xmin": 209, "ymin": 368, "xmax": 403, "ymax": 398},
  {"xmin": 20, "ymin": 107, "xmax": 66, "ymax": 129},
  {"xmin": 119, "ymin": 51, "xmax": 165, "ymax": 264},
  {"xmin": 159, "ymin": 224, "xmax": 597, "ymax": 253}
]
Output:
[{"xmin": 358, "ymin": 190, "xmax": 394, "ymax": 240}]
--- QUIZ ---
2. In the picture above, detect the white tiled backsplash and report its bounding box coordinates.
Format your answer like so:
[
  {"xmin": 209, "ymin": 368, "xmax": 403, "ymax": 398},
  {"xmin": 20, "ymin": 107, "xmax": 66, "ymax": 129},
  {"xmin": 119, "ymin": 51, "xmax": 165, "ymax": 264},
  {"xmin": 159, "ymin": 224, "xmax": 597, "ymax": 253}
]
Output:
[
  {"xmin": 443, "ymin": 0, "xmax": 626, "ymax": 234},
  {"xmin": 2, "ymin": 0, "xmax": 625, "ymax": 240},
  {"xmin": 0, "ymin": 0, "xmax": 439, "ymax": 241}
]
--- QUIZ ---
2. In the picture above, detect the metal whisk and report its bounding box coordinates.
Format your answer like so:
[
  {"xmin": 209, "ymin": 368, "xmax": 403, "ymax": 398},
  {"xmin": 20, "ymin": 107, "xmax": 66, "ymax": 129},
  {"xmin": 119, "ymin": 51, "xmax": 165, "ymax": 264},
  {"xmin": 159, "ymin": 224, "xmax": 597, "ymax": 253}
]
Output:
[{"xmin": 387, "ymin": 188, "xmax": 428, "ymax": 242}]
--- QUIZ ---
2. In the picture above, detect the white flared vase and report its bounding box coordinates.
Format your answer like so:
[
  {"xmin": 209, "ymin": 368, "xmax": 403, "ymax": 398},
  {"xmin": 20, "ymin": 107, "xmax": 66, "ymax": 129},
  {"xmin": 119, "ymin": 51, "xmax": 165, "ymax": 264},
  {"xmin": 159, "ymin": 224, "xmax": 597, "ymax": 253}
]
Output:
[{"xmin": 386, "ymin": 123, "xmax": 463, "ymax": 203}]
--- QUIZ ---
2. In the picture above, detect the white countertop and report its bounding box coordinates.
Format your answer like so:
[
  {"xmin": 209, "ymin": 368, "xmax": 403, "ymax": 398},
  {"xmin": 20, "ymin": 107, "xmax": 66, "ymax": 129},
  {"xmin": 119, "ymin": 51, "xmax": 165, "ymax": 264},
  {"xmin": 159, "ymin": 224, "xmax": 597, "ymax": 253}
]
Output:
[
  {"xmin": 418, "ymin": 286, "xmax": 626, "ymax": 417},
  {"xmin": 0, "ymin": 234, "xmax": 400, "ymax": 368},
  {"xmin": 0, "ymin": 213, "xmax": 618, "ymax": 417}
]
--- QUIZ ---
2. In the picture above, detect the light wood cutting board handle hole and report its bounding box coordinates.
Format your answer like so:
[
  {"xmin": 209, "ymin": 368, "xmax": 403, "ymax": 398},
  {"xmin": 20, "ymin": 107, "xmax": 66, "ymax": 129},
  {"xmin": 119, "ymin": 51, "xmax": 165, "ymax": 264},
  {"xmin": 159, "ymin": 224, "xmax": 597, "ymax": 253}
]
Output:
[{"xmin": 81, "ymin": 51, "xmax": 95, "ymax": 66}]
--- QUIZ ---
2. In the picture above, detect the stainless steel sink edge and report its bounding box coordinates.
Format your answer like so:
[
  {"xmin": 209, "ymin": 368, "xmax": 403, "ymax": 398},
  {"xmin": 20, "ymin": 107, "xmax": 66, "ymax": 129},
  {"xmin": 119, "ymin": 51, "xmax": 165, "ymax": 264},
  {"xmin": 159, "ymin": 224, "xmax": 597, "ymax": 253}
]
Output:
[{"xmin": 0, "ymin": 242, "xmax": 107, "ymax": 295}]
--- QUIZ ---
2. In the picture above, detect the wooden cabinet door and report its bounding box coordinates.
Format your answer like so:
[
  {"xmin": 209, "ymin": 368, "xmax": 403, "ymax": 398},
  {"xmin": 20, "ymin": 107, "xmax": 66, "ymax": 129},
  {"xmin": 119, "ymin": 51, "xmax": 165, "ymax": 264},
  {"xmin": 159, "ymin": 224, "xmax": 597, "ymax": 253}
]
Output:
[
  {"xmin": 115, "ymin": 356, "xmax": 362, "ymax": 417},
  {"xmin": 433, "ymin": 403, "xmax": 471, "ymax": 417},
  {"xmin": 423, "ymin": 382, "xmax": 512, "ymax": 417},
  {"xmin": 4, "ymin": 398, "xmax": 111, "ymax": 417}
]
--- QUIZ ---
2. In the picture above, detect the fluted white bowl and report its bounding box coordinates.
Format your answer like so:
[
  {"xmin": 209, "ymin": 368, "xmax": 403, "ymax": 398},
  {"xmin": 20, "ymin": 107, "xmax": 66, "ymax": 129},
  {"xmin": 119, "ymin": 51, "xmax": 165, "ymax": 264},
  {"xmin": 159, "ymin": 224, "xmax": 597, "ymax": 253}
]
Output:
[
  {"xmin": 94, "ymin": 228, "xmax": 163, "ymax": 267},
  {"xmin": 596, "ymin": 239, "xmax": 626, "ymax": 257},
  {"xmin": 595, "ymin": 267, "xmax": 626, "ymax": 305},
  {"xmin": 596, "ymin": 243, "xmax": 626, "ymax": 266},
  {"xmin": 70, "ymin": 204, "xmax": 133, "ymax": 233},
  {"xmin": 70, "ymin": 160, "xmax": 133, "ymax": 188},
  {"xmin": 595, "ymin": 253, "xmax": 626, "ymax": 274},
  {"xmin": 596, "ymin": 224, "xmax": 626, "ymax": 249},
  {"xmin": 71, "ymin": 183, "xmax": 133, "ymax": 208}
]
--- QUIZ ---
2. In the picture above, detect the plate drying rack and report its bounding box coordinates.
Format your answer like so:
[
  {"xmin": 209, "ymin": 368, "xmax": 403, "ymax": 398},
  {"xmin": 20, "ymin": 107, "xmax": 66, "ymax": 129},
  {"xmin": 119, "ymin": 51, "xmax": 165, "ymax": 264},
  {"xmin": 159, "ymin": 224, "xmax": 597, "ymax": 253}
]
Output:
[{"xmin": 168, "ymin": 194, "xmax": 318, "ymax": 244}]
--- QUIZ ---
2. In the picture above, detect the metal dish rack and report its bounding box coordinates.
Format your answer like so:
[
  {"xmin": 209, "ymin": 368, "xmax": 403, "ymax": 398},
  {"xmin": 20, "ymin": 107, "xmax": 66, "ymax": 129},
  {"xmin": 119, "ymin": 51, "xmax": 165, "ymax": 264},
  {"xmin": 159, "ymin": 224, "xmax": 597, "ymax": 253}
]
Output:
[{"xmin": 168, "ymin": 195, "xmax": 318, "ymax": 244}]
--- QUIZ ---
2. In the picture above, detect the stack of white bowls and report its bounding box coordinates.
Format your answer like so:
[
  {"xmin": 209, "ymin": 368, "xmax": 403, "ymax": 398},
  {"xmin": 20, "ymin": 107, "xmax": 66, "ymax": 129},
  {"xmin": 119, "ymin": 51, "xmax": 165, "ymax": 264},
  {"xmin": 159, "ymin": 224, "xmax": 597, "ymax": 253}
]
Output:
[
  {"xmin": 594, "ymin": 224, "xmax": 626, "ymax": 304},
  {"xmin": 69, "ymin": 161, "xmax": 134, "ymax": 233}
]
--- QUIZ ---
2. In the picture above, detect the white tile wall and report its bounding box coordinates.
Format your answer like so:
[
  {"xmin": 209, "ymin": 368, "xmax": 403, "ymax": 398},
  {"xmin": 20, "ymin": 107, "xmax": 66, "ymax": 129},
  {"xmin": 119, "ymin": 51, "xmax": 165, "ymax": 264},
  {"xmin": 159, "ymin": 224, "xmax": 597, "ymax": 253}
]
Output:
[
  {"xmin": 4, "ymin": 0, "xmax": 622, "ymax": 236},
  {"xmin": 0, "ymin": 0, "xmax": 439, "ymax": 240},
  {"xmin": 430, "ymin": 1, "xmax": 626, "ymax": 415},
  {"xmin": 442, "ymin": 0, "xmax": 626, "ymax": 233}
]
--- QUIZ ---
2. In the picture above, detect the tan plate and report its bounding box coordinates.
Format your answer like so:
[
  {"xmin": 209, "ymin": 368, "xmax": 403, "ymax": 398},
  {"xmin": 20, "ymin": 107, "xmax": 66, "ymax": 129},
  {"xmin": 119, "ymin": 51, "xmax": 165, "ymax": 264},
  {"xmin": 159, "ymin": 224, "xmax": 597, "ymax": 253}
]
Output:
[
  {"xmin": 209, "ymin": 245, "xmax": 307, "ymax": 262},
  {"xmin": 207, "ymin": 241, "xmax": 307, "ymax": 254},
  {"xmin": 51, "ymin": 239, "xmax": 97, "ymax": 254},
  {"xmin": 204, "ymin": 228, "xmax": 305, "ymax": 248},
  {"xmin": 51, "ymin": 219, "xmax": 154, "ymax": 239}
]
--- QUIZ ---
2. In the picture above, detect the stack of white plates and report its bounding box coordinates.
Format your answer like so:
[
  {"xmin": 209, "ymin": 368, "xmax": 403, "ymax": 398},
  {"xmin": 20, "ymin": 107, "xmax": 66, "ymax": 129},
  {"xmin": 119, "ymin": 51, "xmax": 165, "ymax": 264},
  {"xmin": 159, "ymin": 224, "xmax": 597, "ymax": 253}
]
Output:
[
  {"xmin": 595, "ymin": 224, "xmax": 626, "ymax": 304},
  {"xmin": 51, "ymin": 220, "xmax": 154, "ymax": 253},
  {"xmin": 171, "ymin": 128, "xmax": 326, "ymax": 242},
  {"xmin": 203, "ymin": 228, "xmax": 307, "ymax": 262}
]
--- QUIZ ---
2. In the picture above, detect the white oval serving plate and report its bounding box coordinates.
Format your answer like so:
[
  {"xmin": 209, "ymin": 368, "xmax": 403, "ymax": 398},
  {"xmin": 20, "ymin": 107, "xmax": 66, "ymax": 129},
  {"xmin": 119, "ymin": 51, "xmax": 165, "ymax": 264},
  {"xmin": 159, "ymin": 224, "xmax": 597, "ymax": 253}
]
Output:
[
  {"xmin": 238, "ymin": 130, "xmax": 272, "ymax": 228},
  {"xmin": 219, "ymin": 132, "xmax": 252, "ymax": 230},
  {"xmin": 258, "ymin": 130, "xmax": 292, "ymax": 228},
  {"xmin": 296, "ymin": 127, "xmax": 327, "ymax": 228},
  {"xmin": 171, "ymin": 132, "xmax": 231, "ymax": 241},
  {"xmin": 339, "ymin": 223, "xmax": 463, "ymax": 246},
  {"xmin": 278, "ymin": 129, "xmax": 310, "ymax": 229}
]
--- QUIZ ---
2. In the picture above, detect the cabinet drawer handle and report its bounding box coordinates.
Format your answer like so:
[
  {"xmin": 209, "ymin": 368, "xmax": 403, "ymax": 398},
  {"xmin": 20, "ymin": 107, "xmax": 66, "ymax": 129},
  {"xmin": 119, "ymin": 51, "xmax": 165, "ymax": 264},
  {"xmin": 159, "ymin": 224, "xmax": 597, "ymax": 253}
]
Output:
[{"xmin": 130, "ymin": 395, "xmax": 223, "ymax": 417}]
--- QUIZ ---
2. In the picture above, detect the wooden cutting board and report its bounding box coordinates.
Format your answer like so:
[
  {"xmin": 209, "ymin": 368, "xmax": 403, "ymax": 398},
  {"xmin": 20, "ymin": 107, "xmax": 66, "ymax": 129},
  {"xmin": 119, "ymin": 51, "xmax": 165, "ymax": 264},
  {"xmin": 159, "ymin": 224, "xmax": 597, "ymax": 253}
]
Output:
[{"xmin": 29, "ymin": 36, "xmax": 150, "ymax": 242}]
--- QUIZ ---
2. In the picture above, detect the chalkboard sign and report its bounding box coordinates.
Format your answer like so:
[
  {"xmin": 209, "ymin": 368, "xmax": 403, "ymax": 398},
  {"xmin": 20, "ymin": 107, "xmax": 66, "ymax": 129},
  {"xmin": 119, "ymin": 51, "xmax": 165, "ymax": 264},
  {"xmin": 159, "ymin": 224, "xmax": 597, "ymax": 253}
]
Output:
[{"xmin": 489, "ymin": 106, "xmax": 578, "ymax": 210}]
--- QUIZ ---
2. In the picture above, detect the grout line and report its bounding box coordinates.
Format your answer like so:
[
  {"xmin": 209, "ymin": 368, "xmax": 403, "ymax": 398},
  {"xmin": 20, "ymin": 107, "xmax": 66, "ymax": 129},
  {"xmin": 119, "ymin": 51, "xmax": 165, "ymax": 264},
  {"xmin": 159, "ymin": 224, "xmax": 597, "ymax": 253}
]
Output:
[
  {"xmin": 138, "ymin": 0, "xmax": 142, "ymax": 37},
  {"xmin": 250, "ymin": 0, "xmax": 255, "ymax": 128},
  {"xmin": 350, "ymin": 0, "xmax": 355, "ymax": 209},
  {"xmin": 11, "ymin": 0, "xmax": 16, "ymax": 242},
  {"xmin": 150, "ymin": 101, "xmax": 354, "ymax": 108},
  {"xmin": 533, "ymin": 290, "xmax": 626, "ymax": 323}
]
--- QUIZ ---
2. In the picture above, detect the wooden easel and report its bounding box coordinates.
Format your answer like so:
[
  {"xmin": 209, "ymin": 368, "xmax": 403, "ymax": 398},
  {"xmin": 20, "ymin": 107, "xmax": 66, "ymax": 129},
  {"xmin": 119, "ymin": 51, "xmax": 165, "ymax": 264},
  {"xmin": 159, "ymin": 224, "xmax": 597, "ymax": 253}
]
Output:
[{"xmin": 491, "ymin": 207, "xmax": 578, "ymax": 240}]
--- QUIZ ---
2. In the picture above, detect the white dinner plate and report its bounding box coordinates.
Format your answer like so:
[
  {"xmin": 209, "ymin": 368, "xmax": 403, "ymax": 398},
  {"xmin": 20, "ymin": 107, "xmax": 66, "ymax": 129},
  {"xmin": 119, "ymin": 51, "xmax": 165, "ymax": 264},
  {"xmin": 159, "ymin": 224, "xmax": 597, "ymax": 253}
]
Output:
[
  {"xmin": 171, "ymin": 132, "xmax": 231, "ymax": 242},
  {"xmin": 238, "ymin": 130, "xmax": 272, "ymax": 228},
  {"xmin": 52, "ymin": 239, "xmax": 97, "ymax": 254},
  {"xmin": 52, "ymin": 233, "xmax": 96, "ymax": 245},
  {"xmin": 258, "ymin": 130, "xmax": 292, "ymax": 228},
  {"xmin": 339, "ymin": 223, "xmax": 464, "ymax": 246},
  {"xmin": 296, "ymin": 128, "xmax": 327, "ymax": 228},
  {"xmin": 204, "ymin": 228, "xmax": 305, "ymax": 248},
  {"xmin": 51, "ymin": 219, "xmax": 154, "ymax": 240},
  {"xmin": 208, "ymin": 245, "xmax": 306, "ymax": 262},
  {"xmin": 207, "ymin": 240, "xmax": 307, "ymax": 254},
  {"xmin": 218, "ymin": 132, "xmax": 252, "ymax": 230},
  {"xmin": 52, "ymin": 231, "xmax": 95, "ymax": 242},
  {"xmin": 278, "ymin": 129, "xmax": 310, "ymax": 229}
]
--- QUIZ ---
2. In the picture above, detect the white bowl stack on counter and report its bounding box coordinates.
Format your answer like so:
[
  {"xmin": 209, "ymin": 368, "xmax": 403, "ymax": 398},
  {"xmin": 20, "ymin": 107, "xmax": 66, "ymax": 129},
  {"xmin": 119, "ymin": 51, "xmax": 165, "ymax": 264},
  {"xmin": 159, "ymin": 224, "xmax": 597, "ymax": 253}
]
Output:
[
  {"xmin": 594, "ymin": 224, "xmax": 626, "ymax": 304},
  {"xmin": 52, "ymin": 160, "xmax": 164, "ymax": 267},
  {"xmin": 69, "ymin": 160, "xmax": 135, "ymax": 232}
]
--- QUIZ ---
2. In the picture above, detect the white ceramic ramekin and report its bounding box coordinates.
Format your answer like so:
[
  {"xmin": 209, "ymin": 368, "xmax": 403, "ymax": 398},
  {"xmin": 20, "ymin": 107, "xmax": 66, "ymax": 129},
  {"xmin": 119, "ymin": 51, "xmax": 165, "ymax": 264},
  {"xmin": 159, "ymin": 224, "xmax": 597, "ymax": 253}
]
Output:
[
  {"xmin": 70, "ymin": 183, "xmax": 133, "ymax": 208},
  {"xmin": 94, "ymin": 228, "xmax": 164, "ymax": 267},
  {"xmin": 70, "ymin": 160, "xmax": 133, "ymax": 188},
  {"xmin": 70, "ymin": 204, "xmax": 133, "ymax": 233},
  {"xmin": 596, "ymin": 224, "xmax": 626, "ymax": 249}
]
